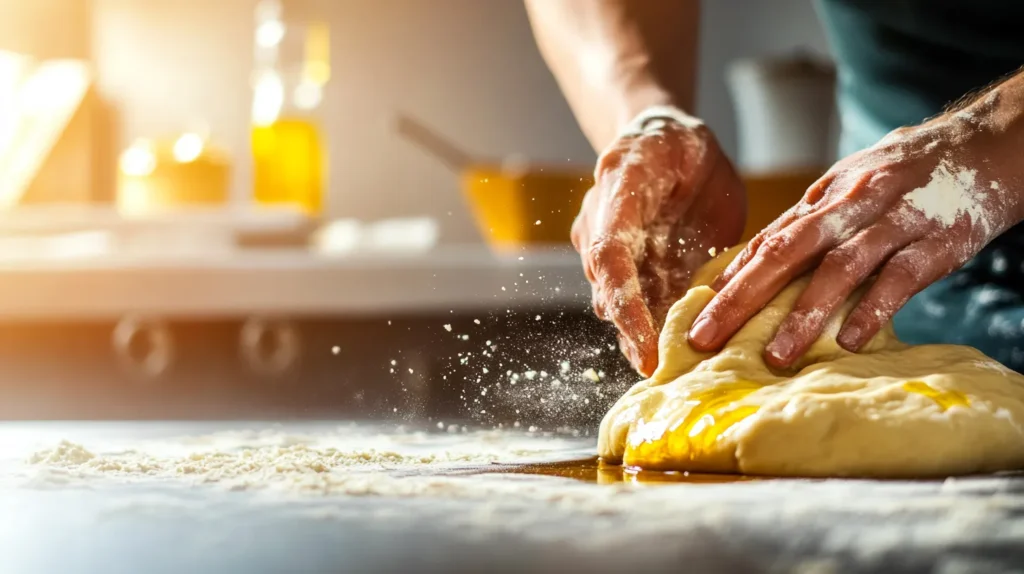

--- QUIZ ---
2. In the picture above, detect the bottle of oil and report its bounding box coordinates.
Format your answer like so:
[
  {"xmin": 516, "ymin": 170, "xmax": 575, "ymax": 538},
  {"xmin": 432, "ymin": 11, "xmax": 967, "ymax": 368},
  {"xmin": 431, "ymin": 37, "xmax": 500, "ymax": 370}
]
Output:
[{"xmin": 251, "ymin": 0, "xmax": 329, "ymax": 215}]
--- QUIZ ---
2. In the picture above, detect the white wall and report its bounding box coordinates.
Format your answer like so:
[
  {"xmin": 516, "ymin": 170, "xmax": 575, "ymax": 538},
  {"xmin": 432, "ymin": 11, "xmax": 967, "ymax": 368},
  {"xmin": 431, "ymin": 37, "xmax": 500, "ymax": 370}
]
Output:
[
  {"xmin": 91, "ymin": 0, "xmax": 831, "ymax": 244},
  {"xmin": 699, "ymin": 0, "xmax": 831, "ymax": 160}
]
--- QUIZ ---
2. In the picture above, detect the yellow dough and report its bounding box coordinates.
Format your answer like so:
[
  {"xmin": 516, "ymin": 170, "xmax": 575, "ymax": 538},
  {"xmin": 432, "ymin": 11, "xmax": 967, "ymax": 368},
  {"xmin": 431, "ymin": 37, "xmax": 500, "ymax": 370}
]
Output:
[{"xmin": 598, "ymin": 245, "xmax": 1024, "ymax": 478}]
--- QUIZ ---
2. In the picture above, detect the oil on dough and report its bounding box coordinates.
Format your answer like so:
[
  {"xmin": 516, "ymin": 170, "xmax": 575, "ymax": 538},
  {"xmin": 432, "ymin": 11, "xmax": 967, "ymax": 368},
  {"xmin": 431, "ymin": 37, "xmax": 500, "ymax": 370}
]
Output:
[{"xmin": 599, "ymin": 244, "xmax": 1024, "ymax": 478}]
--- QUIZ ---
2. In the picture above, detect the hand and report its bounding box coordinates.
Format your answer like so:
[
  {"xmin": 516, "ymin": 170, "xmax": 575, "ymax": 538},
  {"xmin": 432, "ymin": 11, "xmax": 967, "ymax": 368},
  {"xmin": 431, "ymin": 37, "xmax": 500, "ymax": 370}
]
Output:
[
  {"xmin": 574, "ymin": 109, "xmax": 747, "ymax": 376},
  {"xmin": 687, "ymin": 92, "xmax": 1024, "ymax": 369}
]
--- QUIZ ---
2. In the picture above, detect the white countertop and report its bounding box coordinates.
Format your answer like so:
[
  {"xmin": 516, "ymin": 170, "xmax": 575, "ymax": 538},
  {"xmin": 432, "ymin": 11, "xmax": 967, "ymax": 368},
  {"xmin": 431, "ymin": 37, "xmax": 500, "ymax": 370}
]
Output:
[{"xmin": 0, "ymin": 244, "xmax": 590, "ymax": 320}]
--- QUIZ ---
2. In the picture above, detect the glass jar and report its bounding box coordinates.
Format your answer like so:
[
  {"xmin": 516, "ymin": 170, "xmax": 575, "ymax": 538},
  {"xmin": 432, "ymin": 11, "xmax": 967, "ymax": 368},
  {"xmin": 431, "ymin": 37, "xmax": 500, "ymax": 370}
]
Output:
[{"xmin": 251, "ymin": 0, "xmax": 330, "ymax": 215}]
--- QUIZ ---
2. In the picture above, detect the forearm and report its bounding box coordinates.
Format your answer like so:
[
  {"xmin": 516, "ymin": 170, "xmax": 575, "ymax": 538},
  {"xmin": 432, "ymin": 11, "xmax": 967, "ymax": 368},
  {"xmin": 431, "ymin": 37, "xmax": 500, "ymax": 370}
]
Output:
[
  {"xmin": 939, "ymin": 67, "xmax": 1024, "ymax": 143},
  {"xmin": 524, "ymin": 0, "xmax": 701, "ymax": 152},
  {"xmin": 976, "ymin": 67, "xmax": 1024, "ymax": 139},
  {"xmin": 947, "ymin": 68, "xmax": 1024, "ymax": 202}
]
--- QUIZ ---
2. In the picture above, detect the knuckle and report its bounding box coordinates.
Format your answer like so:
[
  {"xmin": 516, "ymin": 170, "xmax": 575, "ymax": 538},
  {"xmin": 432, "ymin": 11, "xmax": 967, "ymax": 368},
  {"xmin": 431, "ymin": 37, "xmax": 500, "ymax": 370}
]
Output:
[
  {"xmin": 819, "ymin": 248, "xmax": 862, "ymax": 285},
  {"xmin": 618, "ymin": 163, "xmax": 653, "ymax": 188},
  {"xmin": 748, "ymin": 226, "xmax": 771, "ymax": 247},
  {"xmin": 595, "ymin": 150, "xmax": 624, "ymax": 175},
  {"xmin": 883, "ymin": 253, "xmax": 928, "ymax": 287},
  {"xmin": 570, "ymin": 217, "xmax": 586, "ymax": 249},
  {"xmin": 744, "ymin": 227, "xmax": 774, "ymax": 255},
  {"xmin": 784, "ymin": 308, "xmax": 824, "ymax": 333},
  {"xmin": 755, "ymin": 233, "xmax": 797, "ymax": 266},
  {"xmin": 840, "ymin": 172, "xmax": 875, "ymax": 198},
  {"xmin": 852, "ymin": 297, "xmax": 887, "ymax": 326},
  {"xmin": 579, "ymin": 250, "xmax": 594, "ymax": 276},
  {"xmin": 589, "ymin": 236, "xmax": 624, "ymax": 259},
  {"xmin": 570, "ymin": 231, "xmax": 581, "ymax": 251},
  {"xmin": 587, "ymin": 238, "xmax": 627, "ymax": 271}
]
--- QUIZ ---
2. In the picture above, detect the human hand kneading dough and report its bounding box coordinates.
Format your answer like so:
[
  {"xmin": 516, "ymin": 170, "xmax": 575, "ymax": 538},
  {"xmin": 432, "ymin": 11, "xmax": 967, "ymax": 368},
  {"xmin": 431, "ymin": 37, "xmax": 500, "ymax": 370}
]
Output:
[
  {"xmin": 527, "ymin": 0, "xmax": 1024, "ymax": 375},
  {"xmin": 689, "ymin": 74, "xmax": 1024, "ymax": 368},
  {"xmin": 573, "ymin": 112, "xmax": 746, "ymax": 376}
]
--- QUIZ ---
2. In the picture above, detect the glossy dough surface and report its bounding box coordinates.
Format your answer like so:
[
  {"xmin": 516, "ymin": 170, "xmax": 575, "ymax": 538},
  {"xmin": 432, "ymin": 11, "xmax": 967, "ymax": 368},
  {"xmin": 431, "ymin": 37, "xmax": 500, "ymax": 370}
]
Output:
[{"xmin": 598, "ymin": 246, "xmax": 1024, "ymax": 478}]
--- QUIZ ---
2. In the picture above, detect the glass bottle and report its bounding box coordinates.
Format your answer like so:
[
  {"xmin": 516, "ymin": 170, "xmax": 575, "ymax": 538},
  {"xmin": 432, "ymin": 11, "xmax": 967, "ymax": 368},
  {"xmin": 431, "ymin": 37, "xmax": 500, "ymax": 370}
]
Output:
[{"xmin": 251, "ymin": 0, "xmax": 329, "ymax": 215}]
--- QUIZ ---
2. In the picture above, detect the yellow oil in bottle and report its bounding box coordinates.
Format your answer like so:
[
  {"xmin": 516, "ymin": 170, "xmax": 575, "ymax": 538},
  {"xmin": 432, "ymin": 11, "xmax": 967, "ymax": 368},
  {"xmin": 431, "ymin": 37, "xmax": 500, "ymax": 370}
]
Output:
[
  {"xmin": 252, "ymin": 118, "xmax": 324, "ymax": 215},
  {"xmin": 902, "ymin": 381, "xmax": 970, "ymax": 411},
  {"xmin": 624, "ymin": 381, "xmax": 763, "ymax": 471},
  {"xmin": 251, "ymin": 3, "xmax": 329, "ymax": 215}
]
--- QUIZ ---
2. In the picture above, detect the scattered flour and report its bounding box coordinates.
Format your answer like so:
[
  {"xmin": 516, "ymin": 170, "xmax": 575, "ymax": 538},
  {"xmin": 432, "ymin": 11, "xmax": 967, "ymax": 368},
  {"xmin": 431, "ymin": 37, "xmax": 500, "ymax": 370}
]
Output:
[
  {"xmin": 9, "ymin": 424, "xmax": 1024, "ymax": 569},
  {"xmin": 20, "ymin": 428, "xmax": 594, "ymax": 495}
]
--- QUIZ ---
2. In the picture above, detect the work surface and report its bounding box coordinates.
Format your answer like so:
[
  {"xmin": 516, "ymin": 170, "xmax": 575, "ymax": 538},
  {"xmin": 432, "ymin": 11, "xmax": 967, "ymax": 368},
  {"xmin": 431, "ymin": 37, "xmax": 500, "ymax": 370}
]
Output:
[
  {"xmin": 0, "ymin": 244, "xmax": 589, "ymax": 320},
  {"xmin": 3, "ymin": 422, "xmax": 1024, "ymax": 574}
]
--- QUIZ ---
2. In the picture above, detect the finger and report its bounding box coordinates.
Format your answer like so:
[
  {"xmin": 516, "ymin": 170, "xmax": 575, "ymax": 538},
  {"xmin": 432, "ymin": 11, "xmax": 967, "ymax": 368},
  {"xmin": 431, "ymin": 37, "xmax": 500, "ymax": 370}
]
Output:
[
  {"xmin": 571, "ymin": 193, "xmax": 596, "ymax": 286},
  {"xmin": 591, "ymin": 238, "xmax": 660, "ymax": 375},
  {"xmin": 570, "ymin": 210, "xmax": 587, "ymax": 254},
  {"xmin": 837, "ymin": 229, "xmax": 969, "ymax": 351},
  {"xmin": 636, "ymin": 229, "xmax": 673, "ymax": 325},
  {"xmin": 578, "ymin": 241, "xmax": 596, "ymax": 285},
  {"xmin": 616, "ymin": 331, "xmax": 656, "ymax": 377},
  {"xmin": 711, "ymin": 172, "xmax": 836, "ymax": 291},
  {"xmin": 692, "ymin": 168, "xmax": 908, "ymax": 352},
  {"xmin": 649, "ymin": 225, "xmax": 702, "ymax": 325},
  {"xmin": 591, "ymin": 283, "xmax": 607, "ymax": 320},
  {"xmin": 802, "ymin": 168, "xmax": 837, "ymax": 206},
  {"xmin": 689, "ymin": 199, "xmax": 871, "ymax": 352},
  {"xmin": 763, "ymin": 213, "xmax": 926, "ymax": 368},
  {"xmin": 589, "ymin": 158, "xmax": 680, "ymax": 374},
  {"xmin": 710, "ymin": 204, "xmax": 803, "ymax": 292}
]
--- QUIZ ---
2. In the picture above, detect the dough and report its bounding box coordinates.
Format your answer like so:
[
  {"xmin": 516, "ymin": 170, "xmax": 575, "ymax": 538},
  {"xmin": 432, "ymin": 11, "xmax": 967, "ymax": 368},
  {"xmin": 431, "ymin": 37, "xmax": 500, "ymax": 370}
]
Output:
[{"xmin": 599, "ymin": 245, "xmax": 1024, "ymax": 478}]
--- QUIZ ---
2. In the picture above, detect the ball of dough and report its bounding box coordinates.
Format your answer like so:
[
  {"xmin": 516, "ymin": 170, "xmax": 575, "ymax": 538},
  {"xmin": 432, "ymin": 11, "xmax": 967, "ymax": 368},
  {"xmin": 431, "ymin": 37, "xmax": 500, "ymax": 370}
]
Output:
[{"xmin": 598, "ymin": 245, "xmax": 1024, "ymax": 478}]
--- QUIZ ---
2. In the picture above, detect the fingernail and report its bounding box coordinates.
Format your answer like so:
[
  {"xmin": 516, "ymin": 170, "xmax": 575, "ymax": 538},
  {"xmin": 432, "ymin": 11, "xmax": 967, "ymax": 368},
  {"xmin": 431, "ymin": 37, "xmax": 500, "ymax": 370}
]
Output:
[
  {"xmin": 689, "ymin": 317, "xmax": 718, "ymax": 347},
  {"xmin": 838, "ymin": 324, "xmax": 863, "ymax": 350},
  {"xmin": 767, "ymin": 332, "xmax": 795, "ymax": 361}
]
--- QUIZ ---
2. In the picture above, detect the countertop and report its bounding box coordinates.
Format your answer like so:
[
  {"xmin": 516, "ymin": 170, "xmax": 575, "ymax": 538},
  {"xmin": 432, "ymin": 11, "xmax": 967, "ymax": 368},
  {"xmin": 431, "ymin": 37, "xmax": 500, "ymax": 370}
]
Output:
[
  {"xmin": 0, "ymin": 205, "xmax": 591, "ymax": 319},
  {"xmin": 3, "ymin": 421, "xmax": 1024, "ymax": 574},
  {"xmin": 0, "ymin": 245, "xmax": 589, "ymax": 320}
]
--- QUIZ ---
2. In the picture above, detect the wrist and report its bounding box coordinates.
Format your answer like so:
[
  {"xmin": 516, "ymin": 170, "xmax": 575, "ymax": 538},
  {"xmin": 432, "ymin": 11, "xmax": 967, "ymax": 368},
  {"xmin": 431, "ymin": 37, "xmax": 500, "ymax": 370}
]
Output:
[
  {"xmin": 619, "ymin": 104, "xmax": 704, "ymax": 139},
  {"xmin": 612, "ymin": 73, "xmax": 697, "ymax": 132},
  {"xmin": 950, "ymin": 69, "xmax": 1024, "ymax": 140}
]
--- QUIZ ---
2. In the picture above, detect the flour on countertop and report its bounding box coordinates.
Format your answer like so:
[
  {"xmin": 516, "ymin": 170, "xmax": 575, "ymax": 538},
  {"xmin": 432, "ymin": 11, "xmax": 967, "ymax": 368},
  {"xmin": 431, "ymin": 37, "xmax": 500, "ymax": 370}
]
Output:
[
  {"xmin": 20, "ymin": 428, "xmax": 594, "ymax": 493},
  {"xmin": 9, "ymin": 424, "xmax": 1024, "ymax": 571}
]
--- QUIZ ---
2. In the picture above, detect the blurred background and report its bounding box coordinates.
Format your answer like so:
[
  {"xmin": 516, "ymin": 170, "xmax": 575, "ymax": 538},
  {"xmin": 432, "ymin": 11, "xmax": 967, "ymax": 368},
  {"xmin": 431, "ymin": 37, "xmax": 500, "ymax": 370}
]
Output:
[{"xmin": 0, "ymin": 0, "xmax": 837, "ymax": 426}]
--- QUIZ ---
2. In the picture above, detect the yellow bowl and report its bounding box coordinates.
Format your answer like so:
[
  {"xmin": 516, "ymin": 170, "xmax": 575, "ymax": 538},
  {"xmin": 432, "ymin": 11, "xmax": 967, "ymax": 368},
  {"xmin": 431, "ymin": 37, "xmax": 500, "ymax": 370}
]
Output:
[
  {"xmin": 462, "ymin": 163, "xmax": 821, "ymax": 253},
  {"xmin": 461, "ymin": 165, "xmax": 592, "ymax": 253},
  {"xmin": 741, "ymin": 169, "xmax": 822, "ymax": 240}
]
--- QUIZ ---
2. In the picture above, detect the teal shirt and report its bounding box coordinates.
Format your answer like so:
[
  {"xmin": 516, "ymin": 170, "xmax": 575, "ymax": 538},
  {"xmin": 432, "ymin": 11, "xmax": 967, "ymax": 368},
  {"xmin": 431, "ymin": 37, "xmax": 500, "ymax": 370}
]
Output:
[
  {"xmin": 816, "ymin": 0, "xmax": 1024, "ymax": 156},
  {"xmin": 816, "ymin": 0, "xmax": 1024, "ymax": 368}
]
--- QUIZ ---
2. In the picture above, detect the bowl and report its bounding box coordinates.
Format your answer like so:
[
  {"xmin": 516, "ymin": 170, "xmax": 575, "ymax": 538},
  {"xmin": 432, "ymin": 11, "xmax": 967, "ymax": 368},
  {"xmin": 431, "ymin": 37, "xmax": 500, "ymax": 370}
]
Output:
[
  {"xmin": 461, "ymin": 164, "xmax": 592, "ymax": 253},
  {"xmin": 740, "ymin": 168, "xmax": 822, "ymax": 240}
]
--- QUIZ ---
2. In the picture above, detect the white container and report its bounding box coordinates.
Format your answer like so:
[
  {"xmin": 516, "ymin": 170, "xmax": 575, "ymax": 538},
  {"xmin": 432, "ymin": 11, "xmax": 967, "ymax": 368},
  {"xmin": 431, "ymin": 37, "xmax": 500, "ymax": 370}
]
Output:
[{"xmin": 726, "ymin": 54, "xmax": 836, "ymax": 174}]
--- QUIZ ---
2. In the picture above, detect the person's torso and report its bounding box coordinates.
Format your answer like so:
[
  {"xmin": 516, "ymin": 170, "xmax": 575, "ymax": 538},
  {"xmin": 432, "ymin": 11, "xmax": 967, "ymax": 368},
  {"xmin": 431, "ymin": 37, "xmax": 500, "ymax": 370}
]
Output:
[{"xmin": 816, "ymin": 0, "xmax": 1024, "ymax": 154}]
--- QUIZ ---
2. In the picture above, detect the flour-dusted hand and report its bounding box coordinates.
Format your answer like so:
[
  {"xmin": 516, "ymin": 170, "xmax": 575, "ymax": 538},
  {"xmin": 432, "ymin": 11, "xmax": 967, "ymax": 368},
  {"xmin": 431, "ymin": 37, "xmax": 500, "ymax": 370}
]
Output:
[
  {"xmin": 687, "ymin": 77, "xmax": 1024, "ymax": 368},
  {"xmin": 575, "ymin": 107, "xmax": 746, "ymax": 376}
]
